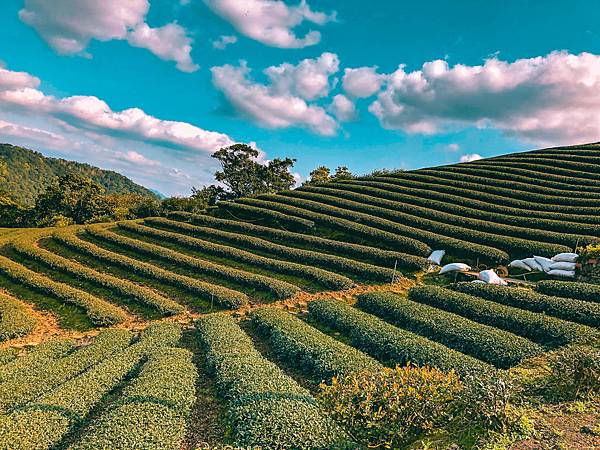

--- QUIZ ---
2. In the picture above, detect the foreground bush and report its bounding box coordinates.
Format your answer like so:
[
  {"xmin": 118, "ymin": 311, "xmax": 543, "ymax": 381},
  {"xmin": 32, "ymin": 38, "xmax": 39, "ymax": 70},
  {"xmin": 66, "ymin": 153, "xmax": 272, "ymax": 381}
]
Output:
[
  {"xmin": 544, "ymin": 346, "xmax": 600, "ymax": 401},
  {"xmin": 319, "ymin": 365, "xmax": 462, "ymax": 448},
  {"xmin": 0, "ymin": 291, "xmax": 37, "ymax": 341}
]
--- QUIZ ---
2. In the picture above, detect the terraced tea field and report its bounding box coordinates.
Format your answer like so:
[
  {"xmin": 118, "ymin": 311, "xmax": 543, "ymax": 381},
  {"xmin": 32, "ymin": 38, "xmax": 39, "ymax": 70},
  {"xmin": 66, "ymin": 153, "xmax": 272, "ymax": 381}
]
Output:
[{"xmin": 0, "ymin": 144, "xmax": 599, "ymax": 448}]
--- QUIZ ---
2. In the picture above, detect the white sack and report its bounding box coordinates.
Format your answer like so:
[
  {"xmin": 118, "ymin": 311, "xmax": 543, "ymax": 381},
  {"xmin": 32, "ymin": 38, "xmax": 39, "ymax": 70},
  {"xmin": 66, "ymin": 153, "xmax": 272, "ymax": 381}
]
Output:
[
  {"xmin": 471, "ymin": 280, "xmax": 486, "ymax": 283},
  {"xmin": 509, "ymin": 260, "xmax": 531, "ymax": 271},
  {"xmin": 551, "ymin": 253, "xmax": 579, "ymax": 263},
  {"xmin": 427, "ymin": 250, "xmax": 446, "ymax": 265},
  {"xmin": 549, "ymin": 261, "xmax": 577, "ymax": 271},
  {"xmin": 522, "ymin": 257, "xmax": 543, "ymax": 272},
  {"xmin": 439, "ymin": 263, "xmax": 471, "ymax": 275},
  {"xmin": 478, "ymin": 269, "xmax": 508, "ymax": 285},
  {"xmin": 547, "ymin": 269, "xmax": 576, "ymax": 278},
  {"xmin": 534, "ymin": 256, "xmax": 554, "ymax": 273}
]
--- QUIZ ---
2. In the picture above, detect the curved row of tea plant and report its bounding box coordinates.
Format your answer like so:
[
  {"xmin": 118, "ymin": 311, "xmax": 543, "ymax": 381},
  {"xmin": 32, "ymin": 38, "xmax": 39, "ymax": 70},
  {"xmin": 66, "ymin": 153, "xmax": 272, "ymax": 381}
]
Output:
[
  {"xmin": 196, "ymin": 314, "xmax": 351, "ymax": 449},
  {"xmin": 0, "ymin": 339, "xmax": 72, "ymax": 384},
  {"xmin": 474, "ymin": 159, "xmax": 600, "ymax": 182},
  {"xmin": 54, "ymin": 229, "xmax": 249, "ymax": 309},
  {"xmin": 146, "ymin": 217, "xmax": 396, "ymax": 282},
  {"xmin": 357, "ymin": 291, "xmax": 543, "ymax": 368},
  {"xmin": 0, "ymin": 254, "xmax": 127, "ymax": 326},
  {"xmin": 408, "ymin": 286, "xmax": 599, "ymax": 347},
  {"xmin": 250, "ymin": 307, "xmax": 382, "ymax": 381},
  {"xmin": 536, "ymin": 280, "xmax": 600, "ymax": 304},
  {"xmin": 308, "ymin": 299, "xmax": 491, "ymax": 376},
  {"xmin": 0, "ymin": 291, "xmax": 37, "ymax": 341}
]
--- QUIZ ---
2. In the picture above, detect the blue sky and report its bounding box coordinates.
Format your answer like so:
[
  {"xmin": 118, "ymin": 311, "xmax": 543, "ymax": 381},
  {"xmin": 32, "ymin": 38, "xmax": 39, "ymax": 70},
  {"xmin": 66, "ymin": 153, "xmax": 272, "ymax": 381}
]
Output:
[{"xmin": 1, "ymin": 0, "xmax": 600, "ymax": 195}]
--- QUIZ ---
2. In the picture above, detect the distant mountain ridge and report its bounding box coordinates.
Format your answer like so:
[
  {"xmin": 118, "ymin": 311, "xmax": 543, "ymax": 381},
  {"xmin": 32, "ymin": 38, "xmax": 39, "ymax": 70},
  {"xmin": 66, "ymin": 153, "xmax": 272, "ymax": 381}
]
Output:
[{"xmin": 0, "ymin": 143, "xmax": 157, "ymax": 205}]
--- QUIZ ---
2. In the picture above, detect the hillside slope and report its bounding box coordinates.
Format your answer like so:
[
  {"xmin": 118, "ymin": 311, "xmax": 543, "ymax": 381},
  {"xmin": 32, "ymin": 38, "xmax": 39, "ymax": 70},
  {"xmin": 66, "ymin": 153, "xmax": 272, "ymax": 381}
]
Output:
[{"xmin": 0, "ymin": 144, "xmax": 157, "ymax": 205}]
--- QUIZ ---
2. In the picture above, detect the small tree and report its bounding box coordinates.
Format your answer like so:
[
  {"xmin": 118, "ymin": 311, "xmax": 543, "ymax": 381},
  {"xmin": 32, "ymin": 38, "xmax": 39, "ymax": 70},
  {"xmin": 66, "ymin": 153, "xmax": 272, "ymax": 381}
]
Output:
[
  {"xmin": 304, "ymin": 166, "xmax": 331, "ymax": 185},
  {"xmin": 332, "ymin": 166, "xmax": 354, "ymax": 181}
]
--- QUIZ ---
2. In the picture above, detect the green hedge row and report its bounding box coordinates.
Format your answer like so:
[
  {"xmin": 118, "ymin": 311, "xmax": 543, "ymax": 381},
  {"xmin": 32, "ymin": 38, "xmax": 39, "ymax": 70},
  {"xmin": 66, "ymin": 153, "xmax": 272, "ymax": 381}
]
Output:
[
  {"xmin": 0, "ymin": 253, "xmax": 127, "ymax": 326},
  {"xmin": 213, "ymin": 201, "xmax": 315, "ymax": 231},
  {"xmin": 316, "ymin": 181, "xmax": 599, "ymax": 240},
  {"xmin": 473, "ymin": 159, "xmax": 600, "ymax": 182},
  {"xmin": 396, "ymin": 170, "xmax": 600, "ymax": 206},
  {"xmin": 196, "ymin": 314, "xmax": 350, "ymax": 449},
  {"xmin": 293, "ymin": 186, "xmax": 581, "ymax": 253},
  {"xmin": 422, "ymin": 165, "xmax": 600, "ymax": 198},
  {"xmin": 262, "ymin": 192, "xmax": 512, "ymax": 262},
  {"xmin": 308, "ymin": 299, "xmax": 490, "ymax": 376},
  {"xmin": 70, "ymin": 347, "xmax": 197, "ymax": 450},
  {"xmin": 357, "ymin": 291, "xmax": 542, "ymax": 369},
  {"xmin": 452, "ymin": 283, "xmax": 600, "ymax": 328},
  {"xmin": 0, "ymin": 348, "xmax": 17, "ymax": 366},
  {"xmin": 55, "ymin": 229, "xmax": 248, "ymax": 310},
  {"xmin": 220, "ymin": 199, "xmax": 432, "ymax": 256},
  {"xmin": 0, "ymin": 322, "xmax": 181, "ymax": 450},
  {"xmin": 250, "ymin": 307, "xmax": 381, "ymax": 381},
  {"xmin": 120, "ymin": 221, "xmax": 355, "ymax": 291},
  {"xmin": 492, "ymin": 153, "xmax": 600, "ymax": 169},
  {"xmin": 365, "ymin": 175, "xmax": 596, "ymax": 215},
  {"xmin": 11, "ymin": 233, "xmax": 184, "ymax": 316},
  {"xmin": 347, "ymin": 178, "xmax": 600, "ymax": 226},
  {"xmin": 170, "ymin": 211, "xmax": 428, "ymax": 271},
  {"xmin": 407, "ymin": 286, "xmax": 599, "ymax": 347},
  {"xmin": 536, "ymin": 280, "xmax": 600, "ymax": 305},
  {"xmin": 0, "ymin": 338, "xmax": 72, "ymax": 384},
  {"xmin": 0, "ymin": 291, "xmax": 37, "ymax": 342},
  {"xmin": 147, "ymin": 217, "xmax": 395, "ymax": 282},
  {"xmin": 87, "ymin": 225, "xmax": 299, "ymax": 300},
  {"xmin": 0, "ymin": 328, "xmax": 132, "ymax": 413}
]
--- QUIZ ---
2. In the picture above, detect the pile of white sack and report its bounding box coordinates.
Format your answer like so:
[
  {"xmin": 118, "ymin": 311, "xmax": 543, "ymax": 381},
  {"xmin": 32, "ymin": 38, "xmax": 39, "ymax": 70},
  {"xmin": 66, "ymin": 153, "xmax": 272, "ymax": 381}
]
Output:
[
  {"xmin": 438, "ymin": 263, "xmax": 508, "ymax": 286},
  {"xmin": 509, "ymin": 252, "xmax": 578, "ymax": 278}
]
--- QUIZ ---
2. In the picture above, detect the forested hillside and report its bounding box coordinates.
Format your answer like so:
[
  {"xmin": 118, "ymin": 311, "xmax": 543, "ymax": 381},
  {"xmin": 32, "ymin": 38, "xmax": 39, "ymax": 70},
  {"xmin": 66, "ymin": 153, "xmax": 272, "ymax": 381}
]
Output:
[{"xmin": 0, "ymin": 144, "xmax": 157, "ymax": 205}]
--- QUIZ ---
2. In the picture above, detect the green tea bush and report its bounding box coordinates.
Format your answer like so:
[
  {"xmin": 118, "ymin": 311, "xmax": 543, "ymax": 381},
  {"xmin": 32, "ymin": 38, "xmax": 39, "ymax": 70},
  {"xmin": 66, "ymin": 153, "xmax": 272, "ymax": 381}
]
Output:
[
  {"xmin": 196, "ymin": 314, "xmax": 351, "ymax": 449},
  {"xmin": 544, "ymin": 345, "xmax": 600, "ymax": 401},
  {"xmin": 120, "ymin": 221, "xmax": 355, "ymax": 291},
  {"xmin": 453, "ymin": 282, "xmax": 600, "ymax": 328},
  {"xmin": 170, "ymin": 211, "xmax": 428, "ymax": 270},
  {"xmin": 11, "ymin": 234, "xmax": 184, "ymax": 315},
  {"xmin": 319, "ymin": 365, "xmax": 462, "ymax": 448},
  {"xmin": 408, "ymin": 286, "xmax": 599, "ymax": 347},
  {"xmin": 0, "ymin": 253, "xmax": 127, "ymax": 326},
  {"xmin": 54, "ymin": 229, "xmax": 248, "ymax": 309},
  {"xmin": 308, "ymin": 299, "xmax": 490, "ymax": 375},
  {"xmin": 147, "ymin": 217, "xmax": 395, "ymax": 282},
  {"xmin": 536, "ymin": 280, "xmax": 600, "ymax": 305},
  {"xmin": 476, "ymin": 157, "xmax": 600, "ymax": 178},
  {"xmin": 213, "ymin": 200, "xmax": 316, "ymax": 231},
  {"xmin": 250, "ymin": 307, "xmax": 381, "ymax": 380},
  {"xmin": 0, "ymin": 291, "xmax": 37, "ymax": 341},
  {"xmin": 87, "ymin": 225, "xmax": 299, "ymax": 300},
  {"xmin": 357, "ymin": 292, "xmax": 542, "ymax": 368}
]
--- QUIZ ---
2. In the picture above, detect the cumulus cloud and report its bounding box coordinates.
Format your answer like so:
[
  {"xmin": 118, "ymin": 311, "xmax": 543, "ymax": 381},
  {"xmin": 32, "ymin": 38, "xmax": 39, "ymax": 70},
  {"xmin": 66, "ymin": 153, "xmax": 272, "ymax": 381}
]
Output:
[
  {"xmin": 342, "ymin": 66, "xmax": 386, "ymax": 98},
  {"xmin": 459, "ymin": 153, "xmax": 482, "ymax": 163},
  {"xmin": 19, "ymin": 0, "xmax": 197, "ymax": 72},
  {"xmin": 369, "ymin": 51, "xmax": 600, "ymax": 144},
  {"xmin": 212, "ymin": 35, "xmax": 238, "ymax": 50},
  {"xmin": 211, "ymin": 57, "xmax": 339, "ymax": 136},
  {"xmin": 447, "ymin": 143, "xmax": 460, "ymax": 151},
  {"xmin": 0, "ymin": 119, "xmax": 71, "ymax": 150},
  {"xmin": 204, "ymin": 0, "xmax": 335, "ymax": 48},
  {"xmin": 329, "ymin": 94, "xmax": 356, "ymax": 122}
]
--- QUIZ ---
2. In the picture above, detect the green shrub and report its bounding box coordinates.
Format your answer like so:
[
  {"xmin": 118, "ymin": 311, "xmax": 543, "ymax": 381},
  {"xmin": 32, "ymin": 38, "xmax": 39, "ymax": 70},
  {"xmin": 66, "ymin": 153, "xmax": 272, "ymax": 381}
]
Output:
[
  {"xmin": 0, "ymin": 291, "xmax": 37, "ymax": 341},
  {"xmin": 408, "ymin": 286, "xmax": 599, "ymax": 347},
  {"xmin": 476, "ymin": 157, "xmax": 600, "ymax": 179},
  {"xmin": 11, "ymin": 233, "xmax": 184, "ymax": 315},
  {"xmin": 0, "ymin": 253, "xmax": 127, "ymax": 326},
  {"xmin": 120, "ymin": 221, "xmax": 354, "ymax": 291},
  {"xmin": 308, "ymin": 299, "xmax": 490, "ymax": 375},
  {"xmin": 545, "ymin": 345, "xmax": 600, "ymax": 401},
  {"xmin": 357, "ymin": 291, "xmax": 543, "ymax": 368},
  {"xmin": 536, "ymin": 280, "xmax": 600, "ymax": 305},
  {"xmin": 170, "ymin": 211, "xmax": 428, "ymax": 270},
  {"xmin": 196, "ymin": 314, "xmax": 351, "ymax": 449},
  {"xmin": 147, "ymin": 217, "xmax": 395, "ymax": 282},
  {"xmin": 87, "ymin": 225, "xmax": 299, "ymax": 300},
  {"xmin": 319, "ymin": 365, "xmax": 462, "ymax": 448},
  {"xmin": 250, "ymin": 307, "xmax": 381, "ymax": 380},
  {"xmin": 214, "ymin": 200, "xmax": 316, "ymax": 231},
  {"xmin": 453, "ymin": 282, "xmax": 600, "ymax": 328}
]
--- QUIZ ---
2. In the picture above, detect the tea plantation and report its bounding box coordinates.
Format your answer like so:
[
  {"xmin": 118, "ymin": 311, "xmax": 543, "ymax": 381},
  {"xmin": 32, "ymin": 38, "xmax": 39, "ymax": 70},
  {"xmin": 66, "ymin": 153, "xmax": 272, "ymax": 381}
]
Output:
[{"xmin": 0, "ymin": 144, "xmax": 599, "ymax": 448}]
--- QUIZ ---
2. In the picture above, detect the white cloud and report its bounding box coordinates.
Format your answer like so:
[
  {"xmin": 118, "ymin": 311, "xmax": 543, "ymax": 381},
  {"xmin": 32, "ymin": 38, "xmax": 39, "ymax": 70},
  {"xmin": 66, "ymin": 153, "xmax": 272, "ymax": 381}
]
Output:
[
  {"xmin": 329, "ymin": 94, "xmax": 356, "ymax": 122},
  {"xmin": 369, "ymin": 51, "xmax": 600, "ymax": 145},
  {"xmin": 264, "ymin": 52, "xmax": 339, "ymax": 100},
  {"xmin": 447, "ymin": 143, "xmax": 460, "ymax": 151},
  {"xmin": 115, "ymin": 150, "xmax": 161, "ymax": 167},
  {"xmin": 212, "ymin": 35, "xmax": 238, "ymax": 50},
  {"xmin": 19, "ymin": 0, "xmax": 197, "ymax": 72},
  {"xmin": 0, "ymin": 119, "xmax": 71, "ymax": 149},
  {"xmin": 342, "ymin": 66, "xmax": 386, "ymax": 98},
  {"xmin": 460, "ymin": 153, "xmax": 482, "ymax": 163},
  {"xmin": 204, "ymin": 0, "xmax": 335, "ymax": 48},
  {"xmin": 211, "ymin": 58, "xmax": 339, "ymax": 136}
]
